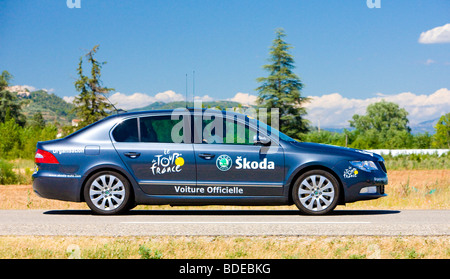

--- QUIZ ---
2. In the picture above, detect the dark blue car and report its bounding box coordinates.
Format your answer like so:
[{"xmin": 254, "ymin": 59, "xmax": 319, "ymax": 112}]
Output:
[{"xmin": 32, "ymin": 109, "xmax": 387, "ymax": 215}]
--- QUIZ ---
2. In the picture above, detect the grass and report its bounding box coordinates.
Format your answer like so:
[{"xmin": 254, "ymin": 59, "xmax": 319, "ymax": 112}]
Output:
[{"xmin": 0, "ymin": 235, "xmax": 447, "ymax": 259}]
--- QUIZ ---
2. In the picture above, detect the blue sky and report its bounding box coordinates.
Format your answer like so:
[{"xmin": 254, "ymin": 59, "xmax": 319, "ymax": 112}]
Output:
[{"xmin": 1, "ymin": 0, "xmax": 449, "ymax": 127}]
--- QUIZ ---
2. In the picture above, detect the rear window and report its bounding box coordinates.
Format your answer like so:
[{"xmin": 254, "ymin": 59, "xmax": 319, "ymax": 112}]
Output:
[
  {"xmin": 140, "ymin": 116, "xmax": 184, "ymax": 143},
  {"xmin": 112, "ymin": 118, "xmax": 139, "ymax": 142}
]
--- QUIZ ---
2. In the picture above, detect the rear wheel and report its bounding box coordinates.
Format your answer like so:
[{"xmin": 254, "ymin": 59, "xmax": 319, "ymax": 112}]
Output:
[
  {"xmin": 84, "ymin": 171, "xmax": 133, "ymax": 215},
  {"xmin": 292, "ymin": 170, "xmax": 340, "ymax": 215}
]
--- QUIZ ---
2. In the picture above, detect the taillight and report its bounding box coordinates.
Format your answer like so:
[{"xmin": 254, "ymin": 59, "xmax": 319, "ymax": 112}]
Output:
[{"xmin": 35, "ymin": 149, "xmax": 59, "ymax": 164}]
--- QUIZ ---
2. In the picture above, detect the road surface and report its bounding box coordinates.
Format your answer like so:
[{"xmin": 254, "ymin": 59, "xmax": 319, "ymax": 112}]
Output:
[{"xmin": 0, "ymin": 209, "xmax": 448, "ymax": 236}]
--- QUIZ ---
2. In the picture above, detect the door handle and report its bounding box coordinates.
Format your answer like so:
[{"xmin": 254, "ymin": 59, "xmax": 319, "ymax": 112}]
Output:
[
  {"xmin": 198, "ymin": 153, "xmax": 215, "ymax": 160},
  {"xmin": 124, "ymin": 152, "xmax": 141, "ymax": 159}
]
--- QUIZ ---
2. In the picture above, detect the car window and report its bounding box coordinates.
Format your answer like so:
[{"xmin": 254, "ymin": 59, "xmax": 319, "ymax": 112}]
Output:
[
  {"xmin": 112, "ymin": 118, "xmax": 139, "ymax": 142},
  {"xmin": 140, "ymin": 115, "xmax": 184, "ymax": 143},
  {"xmin": 201, "ymin": 115, "xmax": 256, "ymax": 145}
]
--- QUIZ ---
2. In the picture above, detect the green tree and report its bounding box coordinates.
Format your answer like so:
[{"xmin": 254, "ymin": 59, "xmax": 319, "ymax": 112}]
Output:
[
  {"xmin": 0, "ymin": 71, "xmax": 26, "ymax": 126},
  {"xmin": 350, "ymin": 100, "xmax": 410, "ymax": 133},
  {"xmin": 73, "ymin": 45, "xmax": 115, "ymax": 128},
  {"xmin": 433, "ymin": 113, "xmax": 450, "ymax": 148},
  {"xmin": 20, "ymin": 124, "xmax": 58, "ymax": 159},
  {"xmin": 349, "ymin": 100, "xmax": 411, "ymax": 148},
  {"xmin": 30, "ymin": 111, "xmax": 46, "ymax": 129},
  {"xmin": 0, "ymin": 117, "xmax": 22, "ymax": 159},
  {"xmin": 256, "ymin": 28, "xmax": 309, "ymax": 139},
  {"xmin": 0, "ymin": 70, "xmax": 13, "ymax": 91}
]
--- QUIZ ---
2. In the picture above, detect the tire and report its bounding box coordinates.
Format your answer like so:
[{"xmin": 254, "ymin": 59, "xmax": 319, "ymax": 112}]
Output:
[
  {"xmin": 84, "ymin": 171, "xmax": 133, "ymax": 215},
  {"xmin": 292, "ymin": 170, "xmax": 340, "ymax": 215}
]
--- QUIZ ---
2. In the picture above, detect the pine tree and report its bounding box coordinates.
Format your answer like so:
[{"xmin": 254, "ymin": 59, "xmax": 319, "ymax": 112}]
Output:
[
  {"xmin": 73, "ymin": 45, "xmax": 115, "ymax": 128},
  {"xmin": 256, "ymin": 28, "xmax": 309, "ymax": 139},
  {"xmin": 0, "ymin": 70, "xmax": 26, "ymax": 126}
]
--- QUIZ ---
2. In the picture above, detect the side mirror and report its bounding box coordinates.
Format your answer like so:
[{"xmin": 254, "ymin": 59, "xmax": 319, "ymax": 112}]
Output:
[{"xmin": 253, "ymin": 134, "xmax": 271, "ymax": 146}]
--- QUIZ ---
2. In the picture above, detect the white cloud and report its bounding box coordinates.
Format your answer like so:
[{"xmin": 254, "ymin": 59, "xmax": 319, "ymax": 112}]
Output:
[
  {"xmin": 304, "ymin": 88, "xmax": 450, "ymax": 128},
  {"xmin": 425, "ymin": 59, "xmax": 436, "ymax": 65},
  {"xmin": 194, "ymin": 95, "xmax": 214, "ymax": 102},
  {"xmin": 109, "ymin": 92, "xmax": 156, "ymax": 109},
  {"xmin": 227, "ymin": 92, "xmax": 258, "ymax": 105},
  {"xmin": 153, "ymin": 90, "xmax": 184, "ymax": 103},
  {"xmin": 419, "ymin": 23, "xmax": 450, "ymax": 44},
  {"xmin": 108, "ymin": 90, "xmax": 185, "ymax": 110},
  {"xmin": 42, "ymin": 88, "xmax": 55, "ymax": 93}
]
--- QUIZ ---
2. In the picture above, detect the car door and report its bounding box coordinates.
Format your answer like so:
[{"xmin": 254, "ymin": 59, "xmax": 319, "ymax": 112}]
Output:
[
  {"xmin": 111, "ymin": 113, "xmax": 196, "ymax": 195},
  {"xmin": 193, "ymin": 111, "xmax": 285, "ymax": 197}
]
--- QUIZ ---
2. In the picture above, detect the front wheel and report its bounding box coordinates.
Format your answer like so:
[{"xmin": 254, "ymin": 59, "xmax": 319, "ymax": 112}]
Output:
[
  {"xmin": 292, "ymin": 170, "xmax": 340, "ymax": 215},
  {"xmin": 84, "ymin": 171, "xmax": 133, "ymax": 215}
]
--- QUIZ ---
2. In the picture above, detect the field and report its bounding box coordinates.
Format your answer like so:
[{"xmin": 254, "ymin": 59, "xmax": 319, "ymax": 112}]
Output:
[{"xmin": 0, "ymin": 169, "xmax": 448, "ymax": 259}]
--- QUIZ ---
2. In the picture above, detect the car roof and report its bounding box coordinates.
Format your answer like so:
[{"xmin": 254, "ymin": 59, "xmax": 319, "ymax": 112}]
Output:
[{"xmin": 106, "ymin": 108, "xmax": 248, "ymax": 119}]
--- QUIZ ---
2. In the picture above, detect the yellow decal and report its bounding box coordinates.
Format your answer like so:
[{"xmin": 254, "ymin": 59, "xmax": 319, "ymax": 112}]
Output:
[{"xmin": 175, "ymin": 157, "xmax": 185, "ymax": 167}]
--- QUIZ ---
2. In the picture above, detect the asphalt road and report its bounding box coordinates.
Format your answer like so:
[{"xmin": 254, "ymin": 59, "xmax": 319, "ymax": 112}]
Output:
[{"xmin": 0, "ymin": 209, "xmax": 448, "ymax": 236}]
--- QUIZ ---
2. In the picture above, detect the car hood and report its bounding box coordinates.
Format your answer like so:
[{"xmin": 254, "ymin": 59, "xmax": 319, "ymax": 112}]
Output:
[{"xmin": 288, "ymin": 141, "xmax": 384, "ymax": 161}]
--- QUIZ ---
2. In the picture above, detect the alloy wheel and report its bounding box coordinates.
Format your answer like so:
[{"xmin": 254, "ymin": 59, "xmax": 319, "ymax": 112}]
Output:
[
  {"xmin": 88, "ymin": 174, "xmax": 126, "ymax": 211},
  {"xmin": 298, "ymin": 174, "xmax": 335, "ymax": 212}
]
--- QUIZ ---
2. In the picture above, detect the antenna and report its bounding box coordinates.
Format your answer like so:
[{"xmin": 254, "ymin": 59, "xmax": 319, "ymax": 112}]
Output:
[
  {"xmin": 185, "ymin": 73, "xmax": 188, "ymax": 108},
  {"xmin": 192, "ymin": 70, "xmax": 195, "ymax": 105}
]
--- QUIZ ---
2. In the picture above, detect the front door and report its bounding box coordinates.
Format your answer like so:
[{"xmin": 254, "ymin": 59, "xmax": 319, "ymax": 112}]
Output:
[{"xmin": 193, "ymin": 111, "xmax": 285, "ymax": 197}]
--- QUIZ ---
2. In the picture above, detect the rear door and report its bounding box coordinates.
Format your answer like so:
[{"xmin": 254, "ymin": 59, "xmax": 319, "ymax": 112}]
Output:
[{"xmin": 111, "ymin": 112, "xmax": 196, "ymax": 195}]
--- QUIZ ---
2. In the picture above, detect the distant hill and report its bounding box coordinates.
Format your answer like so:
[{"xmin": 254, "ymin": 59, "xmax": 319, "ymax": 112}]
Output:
[
  {"xmin": 10, "ymin": 89, "xmax": 76, "ymax": 126},
  {"xmin": 316, "ymin": 120, "xmax": 439, "ymax": 135},
  {"xmin": 410, "ymin": 118, "xmax": 439, "ymax": 135},
  {"xmin": 129, "ymin": 100, "xmax": 243, "ymax": 112}
]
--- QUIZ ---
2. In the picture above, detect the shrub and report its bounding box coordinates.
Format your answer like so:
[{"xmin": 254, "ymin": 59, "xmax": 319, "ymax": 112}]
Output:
[
  {"xmin": 138, "ymin": 245, "xmax": 163, "ymax": 259},
  {"xmin": 0, "ymin": 158, "xmax": 18, "ymax": 184}
]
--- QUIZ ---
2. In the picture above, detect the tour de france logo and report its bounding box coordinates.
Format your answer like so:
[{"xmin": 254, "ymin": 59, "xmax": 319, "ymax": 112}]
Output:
[{"xmin": 216, "ymin": 154, "xmax": 232, "ymax": 171}]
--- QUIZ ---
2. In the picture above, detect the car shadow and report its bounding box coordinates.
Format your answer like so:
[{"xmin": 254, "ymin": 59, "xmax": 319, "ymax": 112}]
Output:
[{"xmin": 43, "ymin": 209, "xmax": 401, "ymax": 216}]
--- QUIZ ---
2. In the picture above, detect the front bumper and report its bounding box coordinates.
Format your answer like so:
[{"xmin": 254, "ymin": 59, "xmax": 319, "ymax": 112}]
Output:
[
  {"xmin": 343, "ymin": 171, "xmax": 388, "ymax": 203},
  {"xmin": 333, "ymin": 158, "xmax": 388, "ymax": 204}
]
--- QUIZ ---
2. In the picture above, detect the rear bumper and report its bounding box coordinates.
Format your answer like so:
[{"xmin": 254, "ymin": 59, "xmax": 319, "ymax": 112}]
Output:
[{"xmin": 32, "ymin": 173, "xmax": 82, "ymax": 202}]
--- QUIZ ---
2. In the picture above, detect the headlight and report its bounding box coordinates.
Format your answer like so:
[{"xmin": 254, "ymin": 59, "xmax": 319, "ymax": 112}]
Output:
[{"xmin": 350, "ymin": 161, "xmax": 378, "ymax": 172}]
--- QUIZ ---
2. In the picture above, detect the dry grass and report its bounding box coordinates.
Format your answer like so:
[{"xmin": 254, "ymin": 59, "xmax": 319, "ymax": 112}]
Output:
[
  {"xmin": 1, "ymin": 170, "xmax": 448, "ymax": 210},
  {"xmin": 0, "ymin": 235, "xmax": 448, "ymax": 259},
  {"xmin": 345, "ymin": 169, "xmax": 449, "ymax": 210}
]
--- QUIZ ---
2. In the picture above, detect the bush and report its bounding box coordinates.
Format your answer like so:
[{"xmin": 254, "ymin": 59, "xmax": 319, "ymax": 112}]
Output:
[
  {"xmin": 383, "ymin": 152, "xmax": 450, "ymax": 170},
  {"xmin": 0, "ymin": 119, "xmax": 58, "ymax": 160},
  {"xmin": 0, "ymin": 158, "xmax": 18, "ymax": 184},
  {"xmin": 138, "ymin": 245, "xmax": 163, "ymax": 259}
]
